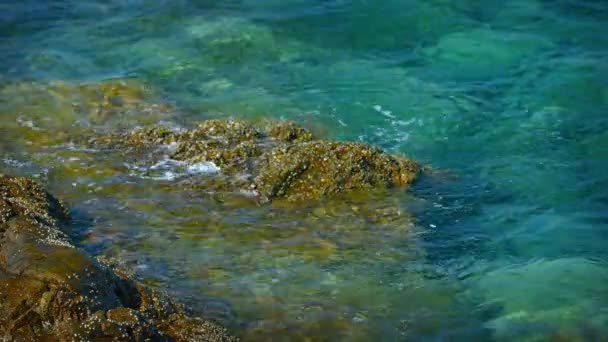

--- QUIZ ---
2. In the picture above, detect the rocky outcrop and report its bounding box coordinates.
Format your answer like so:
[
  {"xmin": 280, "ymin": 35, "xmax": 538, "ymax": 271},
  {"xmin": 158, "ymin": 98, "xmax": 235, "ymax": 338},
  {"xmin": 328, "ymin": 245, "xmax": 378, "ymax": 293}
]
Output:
[
  {"xmin": 91, "ymin": 120, "xmax": 420, "ymax": 202},
  {"xmin": 254, "ymin": 141, "xmax": 418, "ymax": 202},
  {"xmin": 0, "ymin": 174, "xmax": 236, "ymax": 341}
]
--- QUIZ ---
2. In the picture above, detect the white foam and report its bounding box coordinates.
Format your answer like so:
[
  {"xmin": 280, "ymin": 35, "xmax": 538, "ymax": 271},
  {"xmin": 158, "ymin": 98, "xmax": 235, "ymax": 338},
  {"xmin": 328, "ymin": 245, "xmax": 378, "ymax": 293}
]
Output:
[
  {"xmin": 2, "ymin": 158, "xmax": 32, "ymax": 168},
  {"xmin": 53, "ymin": 142, "xmax": 99, "ymax": 152},
  {"xmin": 163, "ymin": 141, "xmax": 179, "ymax": 152},
  {"xmin": 188, "ymin": 161, "xmax": 220, "ymax": 174},
  {"xmin": 373, "ymin": 104, "xmax": 396, "ymax": 119},
  {"xmin": 239, "ymin": 189, "xmax": 259, "ymax": 197},
  {"xmin": 127, "ymin": 157, "xmax": 220, "ymax": 181},
  {"xmin": 149, "ymin": 157, "xmax": 185, "ymax": 170},
  {"xmin": 16, "ymin": 116, "xmax": 39, "ymax": 130}
]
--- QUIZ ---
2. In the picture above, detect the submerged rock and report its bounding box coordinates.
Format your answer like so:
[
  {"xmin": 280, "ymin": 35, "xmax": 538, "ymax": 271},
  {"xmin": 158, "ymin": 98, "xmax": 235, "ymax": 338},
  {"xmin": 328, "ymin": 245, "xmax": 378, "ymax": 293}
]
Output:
[
  {"xmin": 0, "ymin": 79, "xmax": 171, "ymax": 126},
  {"xmin": 0, "ymin": 175, "xmax": 236, "ymax": 341},
  {"xmin": 91, "ymin": 119, "xmax": 420, "ymax": 202},
  {"xmin": 473, "ymin": 258, "xmax": 608, "ymax": 340},
  {"xmin": 0, "ymin": 79, "xmax": 173, "ymax": 150},
  {"xmin": 423, "ymin": 28, "xmax": 552, "ymax": 79}
]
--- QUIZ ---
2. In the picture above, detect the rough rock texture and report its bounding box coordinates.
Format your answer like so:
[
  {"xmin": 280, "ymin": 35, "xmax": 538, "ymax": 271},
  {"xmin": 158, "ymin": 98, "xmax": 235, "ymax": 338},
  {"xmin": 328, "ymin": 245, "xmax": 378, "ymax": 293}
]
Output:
[
  {"xmin": 265, "ymin": 121, "xmax": 313, "ymax": 143},
  {"xmin": 0, "ymin": 175, "xmax": 236, "ymax": 341},
  {"xmin": 254, "ymin": 141, "xmax": 418, "ymax": 202},
  {"xmin": 91, "ymin": 120, "xmax": 420, "ymax": 202}
]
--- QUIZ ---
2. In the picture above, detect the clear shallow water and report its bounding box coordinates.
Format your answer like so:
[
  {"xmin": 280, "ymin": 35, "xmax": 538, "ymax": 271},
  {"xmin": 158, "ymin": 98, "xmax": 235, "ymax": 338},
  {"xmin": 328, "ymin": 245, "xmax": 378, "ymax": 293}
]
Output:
[{"xmin": 1, "ymin": 0, "xmax": 608, "ymax": 340}]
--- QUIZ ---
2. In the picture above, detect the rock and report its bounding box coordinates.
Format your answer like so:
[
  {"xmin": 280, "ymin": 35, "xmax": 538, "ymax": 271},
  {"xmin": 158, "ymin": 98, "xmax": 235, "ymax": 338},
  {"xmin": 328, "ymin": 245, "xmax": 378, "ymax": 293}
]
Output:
[
  {"xmin": 254, "ymin": 141, "xmax": 419, "ymax": 202},
  {"xmin": 191, "ymin": 120, "xmax": 261, "ymax": 143},
  {"xmin": 473, "ymin": 258, "xmax": 608, "ymax": 340},
  {"xmin": 0, "ymin": 173, "xmax": 70, "ymax": 230},
  {"xmin": 423, "ymin": 28, "xmax": 552, "ymax": 79},
  {"xmin": 0, "ymin": 79, "xmax": 171, "ymax": 127},
  {"xmin": 91, "ymin": 120, "xmax": 420, "ymax": 202},
  {"xmin": 0, "ymin": 79, "xmax": 173, "ymax": 151},
  {"xmin": 0, "ymin": 175, "xmax": 237, "ymax": 341},
  {"xmin": 266, "ymin": 121, "xmax": 313, "ymax": 143},
  {"xmin": 173, "ymin": 140, "xmax": 262, "ymax": 170}
]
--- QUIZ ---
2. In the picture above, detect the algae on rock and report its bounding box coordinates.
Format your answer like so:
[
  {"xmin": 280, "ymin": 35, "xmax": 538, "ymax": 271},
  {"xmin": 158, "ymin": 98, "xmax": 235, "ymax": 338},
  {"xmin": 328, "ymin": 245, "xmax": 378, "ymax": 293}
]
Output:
[
  {"xmin": 254, "ymin": 141, "xmax": 418, "ymax": 202},
  {"xmin": 0, "ymin": 175, "xmax": 236, "ymax": 341},
  {"xmin": 91, "ymin": 119, "xmax": 421, "ymax": 202}
]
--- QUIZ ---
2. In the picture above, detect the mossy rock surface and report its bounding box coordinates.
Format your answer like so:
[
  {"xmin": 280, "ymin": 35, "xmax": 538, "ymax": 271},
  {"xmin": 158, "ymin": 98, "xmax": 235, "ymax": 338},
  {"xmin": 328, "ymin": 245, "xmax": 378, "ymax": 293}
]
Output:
[
  {"xmin": 0, "ymin": 175, "xmax": 236, "ymax": 341},
  {"xmin": 254, "ymin": 141, "xmax": 419, "ymax": 202},
  {"xmin": 266, "ymin": 121, "xmax": 313, "ymax": 143},
  {"xmin": 91, "ymin": 119, "xmax": 420, "ymax": 202},
  {"xmin": 0, "ymin": 174, "xmax": 69, "ymax": 228}
]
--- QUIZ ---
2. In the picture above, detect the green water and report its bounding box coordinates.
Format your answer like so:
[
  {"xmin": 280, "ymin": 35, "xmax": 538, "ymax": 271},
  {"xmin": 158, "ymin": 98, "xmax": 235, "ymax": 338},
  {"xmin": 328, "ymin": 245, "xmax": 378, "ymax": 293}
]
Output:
[{"xmin": 2, "ymin": 1, "xmax": 608, "ymax": 340}]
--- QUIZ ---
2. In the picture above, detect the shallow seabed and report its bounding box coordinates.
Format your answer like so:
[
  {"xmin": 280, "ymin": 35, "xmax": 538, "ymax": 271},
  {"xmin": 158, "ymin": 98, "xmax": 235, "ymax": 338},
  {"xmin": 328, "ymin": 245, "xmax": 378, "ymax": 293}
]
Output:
[{"xmin": 1, "ymin": 1, "xmax": 608, "ymax": 340}]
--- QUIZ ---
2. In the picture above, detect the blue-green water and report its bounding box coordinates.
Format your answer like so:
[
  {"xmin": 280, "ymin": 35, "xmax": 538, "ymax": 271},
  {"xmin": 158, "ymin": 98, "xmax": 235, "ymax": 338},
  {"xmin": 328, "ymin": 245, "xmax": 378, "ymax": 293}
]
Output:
[{"xmin": 2, "ymin": 1, "xmax": 608, "ymax": 340}]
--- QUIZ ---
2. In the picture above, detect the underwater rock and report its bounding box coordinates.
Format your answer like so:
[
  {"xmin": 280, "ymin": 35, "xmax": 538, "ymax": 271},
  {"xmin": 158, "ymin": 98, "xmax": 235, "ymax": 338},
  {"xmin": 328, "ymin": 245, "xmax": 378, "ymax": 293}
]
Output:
[
  {"xmin": 0, "ymin": 79, "xmax": 172, "ymax": 150},
  {"xmin": 0, "ymin": 175, "xmax": 236, "ymax": 341},
  {"xmin": 1, "ymin": 79, "xmax": 170, "ymax": 126},
  {"xmin": 91, "ymin": 119, "xmax": 420, "ymax": 202},
  {"xmin": 423, "ymin": 28, "xmax": 552, "ymax": 79},
  {"xmin": 473, "ymin": 258, "xmax": 608, "ymax": 340},
  {"xmin": 70, "ymin": 80, "xmax": 171, "ymax": 125},
  {"xmin": 507, "ymin": 54, "xmax": 608, "ymax": 115},
  {"xmin": 185, "ymin": 16, "xmax": 315, "ymax": 65}
]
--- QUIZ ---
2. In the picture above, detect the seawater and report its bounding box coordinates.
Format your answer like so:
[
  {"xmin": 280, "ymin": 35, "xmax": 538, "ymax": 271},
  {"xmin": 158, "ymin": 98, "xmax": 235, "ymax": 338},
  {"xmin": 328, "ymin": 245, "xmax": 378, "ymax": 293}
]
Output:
[{"xmin": 1, "ymin": 1, "xmax": 608, "ymax": 340}]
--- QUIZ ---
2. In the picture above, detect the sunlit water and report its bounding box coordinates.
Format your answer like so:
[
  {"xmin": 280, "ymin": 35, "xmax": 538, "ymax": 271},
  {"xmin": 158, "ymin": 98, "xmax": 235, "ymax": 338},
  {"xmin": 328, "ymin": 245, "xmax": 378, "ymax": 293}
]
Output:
[{"xmin": 2, "ymin": 1, "xmax": 608, "ymax": 340}]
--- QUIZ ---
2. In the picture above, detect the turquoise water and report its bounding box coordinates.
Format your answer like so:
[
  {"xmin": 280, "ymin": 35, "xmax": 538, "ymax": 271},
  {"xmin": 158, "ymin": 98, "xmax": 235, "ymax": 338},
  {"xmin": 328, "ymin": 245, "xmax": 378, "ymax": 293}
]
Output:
[{"xmin": 2, "ymin": 0, "xmax": 608, "ymax": 340}]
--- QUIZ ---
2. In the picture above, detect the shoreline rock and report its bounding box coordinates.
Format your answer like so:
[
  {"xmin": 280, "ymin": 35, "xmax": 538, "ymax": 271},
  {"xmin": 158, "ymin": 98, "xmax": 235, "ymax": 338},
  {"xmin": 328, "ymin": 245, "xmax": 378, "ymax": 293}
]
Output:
[{"xmin": 0, "ymin": 174, "xmax": 237, "ymax": 341}]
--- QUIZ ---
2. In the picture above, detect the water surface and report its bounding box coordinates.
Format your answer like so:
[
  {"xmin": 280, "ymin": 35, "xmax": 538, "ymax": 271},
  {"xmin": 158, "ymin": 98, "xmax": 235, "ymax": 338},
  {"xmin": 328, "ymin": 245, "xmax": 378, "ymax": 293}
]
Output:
[{"xmin": 1, "ymin": 0, "xmax": 608, "ymax": 340}]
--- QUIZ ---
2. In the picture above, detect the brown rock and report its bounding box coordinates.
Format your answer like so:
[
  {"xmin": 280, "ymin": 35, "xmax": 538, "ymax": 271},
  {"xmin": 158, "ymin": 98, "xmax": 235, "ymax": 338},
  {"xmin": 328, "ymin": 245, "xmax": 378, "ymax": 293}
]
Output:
[
  {"xmin": 254, "ymin": 141, "xmax": 419, "ymax": 202},
  {"xmin": 0, "ymin": 175, "xmax": 237, "ymax": 341},
  {"xmin": 90, "ymin": 120, "xmax": 421, "ymax": 203},
  {"xmin": 266, "ymin": 121, "xmax": 313, "ymax": 143}
]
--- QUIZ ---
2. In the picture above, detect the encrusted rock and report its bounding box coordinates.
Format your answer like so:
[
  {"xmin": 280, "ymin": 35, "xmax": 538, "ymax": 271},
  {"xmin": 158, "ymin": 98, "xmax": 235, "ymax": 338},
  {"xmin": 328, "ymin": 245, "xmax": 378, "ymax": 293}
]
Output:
[
  {"xmin": 266, "ymin": 121, "xmax": 313, "ymax": 143},
  {"xmin": 0, "ymin": 199, "xmax": 14, "ymax": 224},
  {"xmin": 254, "ymin": 141, "xmax": 419, "ymax": 202},
  {"xmin": 172, "ymin": 140, "xmax": 262, "ymax": 169},
  {"xmin": 90, "ymin": 119, "xmax": 421, "ymax": 203},
  {"xmin": 119, "ymin": 126, "xmax": 182, "ymax": 147},
  {"xmin": 0, "ymin": 174, "xmax": 69, "ymax": 228},
  {"xmin": 190, "ymin": 120, "xmax": 261, "ymax": 142},
  {"xmin": 0, "ymin": 175, "xmax": 237, "ymax": 341}
]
